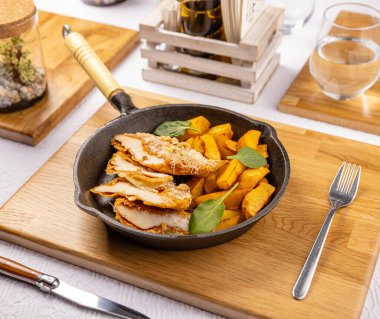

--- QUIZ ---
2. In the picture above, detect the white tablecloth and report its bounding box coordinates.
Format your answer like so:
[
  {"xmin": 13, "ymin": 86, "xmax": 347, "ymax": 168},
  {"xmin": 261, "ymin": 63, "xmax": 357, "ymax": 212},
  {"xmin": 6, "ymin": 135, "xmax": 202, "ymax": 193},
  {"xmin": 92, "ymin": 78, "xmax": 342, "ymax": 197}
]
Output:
[{"xmin": 0, "ymin": 0, "xmax": 379, "ymax": 318}]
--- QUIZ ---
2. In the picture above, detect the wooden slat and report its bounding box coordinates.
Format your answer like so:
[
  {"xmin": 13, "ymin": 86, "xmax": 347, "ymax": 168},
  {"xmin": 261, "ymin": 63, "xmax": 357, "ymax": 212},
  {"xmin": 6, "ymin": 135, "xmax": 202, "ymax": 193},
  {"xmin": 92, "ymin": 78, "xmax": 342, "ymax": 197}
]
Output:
[
  {"xmin": 0, "ymin": 87, "xmax": 379, "ymax": 319},
  {"xmin": 140, "ymin": 28, "xmax": 251, "ymax": 60},
  {"xmin": 142, "ymin": 53, "xmax": 279, "ymax": 103},
  {"xmin": 141, "ymin": 34, "xmax": 281, "ymax": 83},
  {"xmin": 240, "ymin": 6, "xmax": 284, "ymax": 59},
  {"xmin": 0, "ymin": 12, "xmax": 139, "ymax": 145}
]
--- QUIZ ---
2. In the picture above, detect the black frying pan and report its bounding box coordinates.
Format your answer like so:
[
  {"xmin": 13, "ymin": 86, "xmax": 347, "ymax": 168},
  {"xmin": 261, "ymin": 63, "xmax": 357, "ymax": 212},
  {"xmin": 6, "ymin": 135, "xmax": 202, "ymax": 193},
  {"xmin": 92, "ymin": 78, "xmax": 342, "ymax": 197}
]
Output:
[{"xmin": 62, "ymin": 25, "xmax": 290, "ymax": 250}]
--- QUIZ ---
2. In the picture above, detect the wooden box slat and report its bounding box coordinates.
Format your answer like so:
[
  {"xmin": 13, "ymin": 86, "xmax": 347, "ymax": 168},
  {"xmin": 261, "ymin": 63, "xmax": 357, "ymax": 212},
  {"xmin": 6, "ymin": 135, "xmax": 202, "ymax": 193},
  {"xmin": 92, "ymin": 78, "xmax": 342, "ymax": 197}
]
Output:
[
  {"xmin": 141, "ymin": 34, "xmax": 281, "ymax": 83},
  {"xmin": 142, "ymin": 54, "xmax": 280, "ymax": 103},
  {"xmin": 1, "ymin": 88, "xmax": 379, "ymax": 319}
]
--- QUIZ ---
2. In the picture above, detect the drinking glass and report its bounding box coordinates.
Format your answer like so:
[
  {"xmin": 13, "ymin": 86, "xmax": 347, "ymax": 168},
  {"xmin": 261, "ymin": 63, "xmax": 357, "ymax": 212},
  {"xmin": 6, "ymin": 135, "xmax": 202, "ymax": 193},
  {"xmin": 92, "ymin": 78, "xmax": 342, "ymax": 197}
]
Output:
[
  {"xmin": 266, "ymin": 0, "xmax": 315, "ymax": 34},
  {"xmin": 309, "ymin": 3, "xmax": 380, "ymax": 100}
]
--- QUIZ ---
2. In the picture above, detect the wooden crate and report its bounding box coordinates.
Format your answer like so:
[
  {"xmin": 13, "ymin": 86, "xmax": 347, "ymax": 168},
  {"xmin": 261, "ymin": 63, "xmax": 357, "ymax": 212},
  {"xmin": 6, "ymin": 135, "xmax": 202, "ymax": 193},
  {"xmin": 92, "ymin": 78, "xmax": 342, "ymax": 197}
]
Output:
[{"xmin": 139, "ymin": 1, "xmax": 284, "ymax": 103}]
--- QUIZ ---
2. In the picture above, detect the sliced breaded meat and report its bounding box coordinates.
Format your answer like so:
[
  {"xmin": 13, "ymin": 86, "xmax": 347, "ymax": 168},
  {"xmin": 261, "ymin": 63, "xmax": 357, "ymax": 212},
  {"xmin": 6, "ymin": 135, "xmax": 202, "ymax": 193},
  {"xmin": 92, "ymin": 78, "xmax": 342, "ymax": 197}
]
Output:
[
  {"xmin": 114, "ymin": 198, "xmax": 190, "ymax": 233},
  {"xmin": 112, "ymin": 133, "xmax": 227, "ymax": 176},
  {"xmin": 106, "ymin": 152, "xmax": 173, "ymax": 189},
  {"xmin": 91, "ymin": 177, "xmax": 192, "ymax": 210}
]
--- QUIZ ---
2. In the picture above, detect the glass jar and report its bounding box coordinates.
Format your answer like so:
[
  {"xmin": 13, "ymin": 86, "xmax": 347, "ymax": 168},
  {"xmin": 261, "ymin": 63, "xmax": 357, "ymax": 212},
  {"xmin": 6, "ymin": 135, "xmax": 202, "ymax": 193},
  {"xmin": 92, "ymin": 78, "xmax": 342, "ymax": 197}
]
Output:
[
  {"xmin": 82, "ymin": 0, "xmax": 126, "ymax": 6},
  {"xmin": 0, "ymin": 0, "xmax": 48, "ymax": 113}
]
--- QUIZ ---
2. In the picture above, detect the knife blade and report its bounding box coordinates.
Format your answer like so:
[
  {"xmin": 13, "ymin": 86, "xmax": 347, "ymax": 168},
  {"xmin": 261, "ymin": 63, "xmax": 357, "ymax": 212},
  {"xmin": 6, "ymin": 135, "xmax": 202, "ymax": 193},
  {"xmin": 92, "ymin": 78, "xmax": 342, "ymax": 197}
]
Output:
[{"xmin": 0, "ymin": 256, "xmax": 149, "ymax": 319}]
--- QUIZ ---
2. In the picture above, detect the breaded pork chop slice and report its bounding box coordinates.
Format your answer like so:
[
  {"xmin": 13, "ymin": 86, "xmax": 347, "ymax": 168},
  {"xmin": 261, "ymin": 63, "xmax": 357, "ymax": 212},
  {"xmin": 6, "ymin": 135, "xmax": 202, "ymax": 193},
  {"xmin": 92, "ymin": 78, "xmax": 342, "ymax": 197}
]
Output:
[
  {"xmin": 112, "ymin": 133, "xmax": 227, "ymax": 176},
  {"xmin": 106, "ymin": 152, "xmax": 174, "ymax": 189},
  {"xmin": 91, "ymin": 177, "xmax": 192, "ymax": 210},
  {"xmin": 114, "ymin": 198, "xmax": 190, "ymax": 235}
]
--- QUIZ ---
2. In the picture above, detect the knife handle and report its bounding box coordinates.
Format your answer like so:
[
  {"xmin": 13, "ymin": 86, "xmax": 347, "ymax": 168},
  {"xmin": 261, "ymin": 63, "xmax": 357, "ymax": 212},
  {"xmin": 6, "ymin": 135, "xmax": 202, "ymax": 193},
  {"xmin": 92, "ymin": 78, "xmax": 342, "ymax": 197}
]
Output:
[
  {"xmin": 0, "ymin": 256, "xmax": 42, "ymax": 284},
  {"xmin": 0, "ymin": 256, "xmax": 59, "ymax": 292}
]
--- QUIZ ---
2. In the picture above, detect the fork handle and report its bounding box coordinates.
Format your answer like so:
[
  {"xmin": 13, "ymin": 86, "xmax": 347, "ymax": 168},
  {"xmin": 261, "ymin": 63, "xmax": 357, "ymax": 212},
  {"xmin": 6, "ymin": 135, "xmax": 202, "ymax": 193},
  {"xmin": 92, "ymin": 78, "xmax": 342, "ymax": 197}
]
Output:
[{"xmin": 292, "ymin": 207, "xmax": 337, "ymax": 300}]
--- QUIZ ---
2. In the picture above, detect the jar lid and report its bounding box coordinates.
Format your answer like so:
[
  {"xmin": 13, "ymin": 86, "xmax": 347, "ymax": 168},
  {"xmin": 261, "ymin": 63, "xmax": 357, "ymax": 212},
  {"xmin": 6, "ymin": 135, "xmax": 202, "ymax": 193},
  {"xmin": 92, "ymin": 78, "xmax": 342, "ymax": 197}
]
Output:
[{"xmin": 0, "ymin": 0, "xmax": 36, "ymax": 39}]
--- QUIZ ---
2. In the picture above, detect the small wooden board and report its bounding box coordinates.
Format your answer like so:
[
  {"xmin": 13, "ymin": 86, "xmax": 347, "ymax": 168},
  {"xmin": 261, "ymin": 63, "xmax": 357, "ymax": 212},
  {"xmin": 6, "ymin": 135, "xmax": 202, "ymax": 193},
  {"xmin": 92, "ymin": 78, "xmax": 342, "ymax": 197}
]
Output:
[
  {"xmin": 0, "ymin": 11, "xmax": 139, "ymax": 145},
  {"xmin": 1, "ymin": 88, "xmax": 380, "ymax": 319},
  {"xmin": 278, "ymin": 11, "xmax": 380, "ymax": 135},
  {"xmin": 278, "ymin": 63, "xmax": 380, "ymax": 135}
]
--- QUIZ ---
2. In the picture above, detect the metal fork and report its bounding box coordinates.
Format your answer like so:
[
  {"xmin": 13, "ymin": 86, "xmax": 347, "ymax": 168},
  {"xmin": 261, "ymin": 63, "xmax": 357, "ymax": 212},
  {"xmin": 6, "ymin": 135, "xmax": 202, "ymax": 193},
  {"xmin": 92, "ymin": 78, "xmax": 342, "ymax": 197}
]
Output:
[{"xmin": 292, "ymin": 162, "xmax": 361, "ymax": 300}]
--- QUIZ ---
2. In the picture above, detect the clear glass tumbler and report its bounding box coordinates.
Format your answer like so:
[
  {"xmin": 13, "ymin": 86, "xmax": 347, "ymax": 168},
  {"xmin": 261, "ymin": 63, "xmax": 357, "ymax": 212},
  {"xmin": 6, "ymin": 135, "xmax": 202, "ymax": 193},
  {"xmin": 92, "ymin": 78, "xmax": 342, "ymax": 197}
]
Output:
[
  {"xmin": 266, "ymin": 0, "xmax": 315, "ymax": 34},
  {"xmin": 309, "ymin": 3, "xmax": 380, "ymax": 100}
]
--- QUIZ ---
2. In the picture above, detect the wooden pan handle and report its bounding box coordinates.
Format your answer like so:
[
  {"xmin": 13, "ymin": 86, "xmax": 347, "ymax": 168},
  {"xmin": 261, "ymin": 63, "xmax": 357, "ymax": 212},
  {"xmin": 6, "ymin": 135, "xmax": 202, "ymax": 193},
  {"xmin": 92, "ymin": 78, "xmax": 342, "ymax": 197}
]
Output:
[
  {"xmin": 62, "ymin": 24, "xmax": 123, "ymax": 101},
  {"xmin": 0, "ymin": 256, "xmax": 42, "ymax": 284}
]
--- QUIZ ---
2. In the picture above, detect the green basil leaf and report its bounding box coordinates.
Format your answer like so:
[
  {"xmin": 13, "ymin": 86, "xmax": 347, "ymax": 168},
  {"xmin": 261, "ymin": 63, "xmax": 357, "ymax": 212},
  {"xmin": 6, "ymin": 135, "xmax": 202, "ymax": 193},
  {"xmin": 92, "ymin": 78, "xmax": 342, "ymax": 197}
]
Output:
[
  {"xmin": 189, "ymin": 183, "xmax": 239, "ymax": 234},
  {"xmin": 153, "ymin": 121, "xmax": 200, "ymax": 137},
  {"xmin": 227, "ymin": 146, "xmax": 267, "ymax": 168}
]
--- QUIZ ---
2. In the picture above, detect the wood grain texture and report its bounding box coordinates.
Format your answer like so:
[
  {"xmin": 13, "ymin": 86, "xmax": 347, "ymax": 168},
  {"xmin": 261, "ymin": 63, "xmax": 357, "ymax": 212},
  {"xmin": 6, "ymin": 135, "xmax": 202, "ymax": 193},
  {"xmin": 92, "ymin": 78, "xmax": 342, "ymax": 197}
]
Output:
[
  {"xmin": 1, "ymin": 88, "xmax": 380, "ymax": 319},
  {"xmin": 278, "ymin": 11, "xmax": 380, "ymax": 135},
  {"xmin": 0, "ymin": 11, "xmax": 139, "ymax": 145}
]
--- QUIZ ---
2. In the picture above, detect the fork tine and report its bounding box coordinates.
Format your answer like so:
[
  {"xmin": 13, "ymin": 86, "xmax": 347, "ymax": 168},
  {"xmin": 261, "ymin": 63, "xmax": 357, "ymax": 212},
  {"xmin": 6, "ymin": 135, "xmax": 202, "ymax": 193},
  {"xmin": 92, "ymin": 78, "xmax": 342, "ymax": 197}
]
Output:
[
  {"xmin": 343, "ymin": 164, "xmax": 356, "ymax": 193},
  {"xmin": 348, "ymin": 166, "xmax": 361, "ymax": 199},
  {"xmin": 338, "ymin": 163, "xmax": 351, "ymax": 192},
  {"xmin": 339, "ymin": 163, "xmax": 352, "ymax": 192},
  {"xmin": 330, "ymin": 162, "xmax": 346, "ymax": 192}
]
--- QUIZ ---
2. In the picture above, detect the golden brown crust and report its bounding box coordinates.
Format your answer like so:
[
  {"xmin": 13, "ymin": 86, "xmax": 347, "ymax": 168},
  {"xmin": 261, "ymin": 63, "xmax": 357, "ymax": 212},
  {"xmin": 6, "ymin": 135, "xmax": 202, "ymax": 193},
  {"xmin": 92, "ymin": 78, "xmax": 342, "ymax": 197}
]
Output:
[
  {"xmin": 91, "ymin": 177, "xmax": 192, "ymax": 210},
  {"xmin": 114, "ymin": 199, "xmax": 190, "ymax": 235},
  {"xmin": 112, "ymin": 133, "xmax": 227, "ymax": 176}
]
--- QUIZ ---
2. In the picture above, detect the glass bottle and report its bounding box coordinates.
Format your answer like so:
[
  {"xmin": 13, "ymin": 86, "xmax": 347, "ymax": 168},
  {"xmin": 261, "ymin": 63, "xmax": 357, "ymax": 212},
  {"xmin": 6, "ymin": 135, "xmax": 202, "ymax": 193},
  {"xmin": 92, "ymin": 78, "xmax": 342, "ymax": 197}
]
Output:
[
  {"xmin": 179, "ymin": 0, "xmax": 224, "ymax": 77},
  {"xmin": 0, "ymin": 0, "xmax": 48, "ymax": 113}
]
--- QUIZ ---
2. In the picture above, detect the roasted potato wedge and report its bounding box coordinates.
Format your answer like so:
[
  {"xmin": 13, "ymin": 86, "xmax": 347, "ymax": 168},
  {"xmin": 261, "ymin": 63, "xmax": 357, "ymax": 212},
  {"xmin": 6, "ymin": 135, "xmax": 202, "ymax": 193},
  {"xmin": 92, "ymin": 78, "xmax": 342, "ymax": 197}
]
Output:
[
  {"xmin": 194, "ymin": 189, "xmax": 246, "ymax": 210},
  {"xmin": 214, "ymin": 134, "xmax": 236, "ymax": 159},
  {"xmin": 187, "ymin": 136, "xmax": 205, "ymax": 154},
  {"xmin": 206, "ymin": 123, "xmax": 234, "ymax": 139},
  {"xmin": 186, "ymin": 177, "xmax": 205, "ymax": 198},
  {"xmin": 256, "ymin": 144, "xmax": 268, "ymax": 158},
  {"xmin": 225, "ymin": 139, "xmax": 237, "ymax": 152},
  {"xmin": 237, "ymin": 130, "xmax": 261, "ymax": 150},
  {"xmin": 180, "ymin": 116, "xmax": 211, "ymax": 140},
  {"xmin": 203, "ymin": 164, "xmax": 227, "ymax": 193},
  {"xmin": 201, "ymin": 134, "xmax": 221, "ymax": 160},
  {"xmin": 216, "ymin": 159, "xmax": 246, "ymax": 189},
  {"xmin": 242, "ymin": 182, "xmax": 276, "ymax": 219},
  {"xmin": 237, "ymin": 167, "xmax": 270, "ymax": 191},
  {"xmin": 221, "ymin": 209, "xmax": 242, "ymax": 221},
  {"xmin": 215, "ymin": 215, "xmax": 240, "ymax": 231}
]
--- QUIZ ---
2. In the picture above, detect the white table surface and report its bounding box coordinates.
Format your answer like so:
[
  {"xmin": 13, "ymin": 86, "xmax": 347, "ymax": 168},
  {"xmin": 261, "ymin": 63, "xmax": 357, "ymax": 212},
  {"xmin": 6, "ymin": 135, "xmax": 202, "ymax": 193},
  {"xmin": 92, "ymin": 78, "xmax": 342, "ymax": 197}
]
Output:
[{"xmin": 0, "ymin": 0, "xmax": 379, "ymax": 318}]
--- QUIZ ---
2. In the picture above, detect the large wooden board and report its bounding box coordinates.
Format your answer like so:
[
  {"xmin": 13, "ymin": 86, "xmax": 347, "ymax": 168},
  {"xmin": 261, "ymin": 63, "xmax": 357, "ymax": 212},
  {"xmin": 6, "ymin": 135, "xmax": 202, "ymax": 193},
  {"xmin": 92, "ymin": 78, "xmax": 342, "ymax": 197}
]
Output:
[
  {"xmin": 278, "ymin": 11, "xmax": 380, "ymax": 135},
  {"xmin": 0, "ymin": 11, "xmax": 139, "ymax": 145},
  {"xmin": 1, "ymin": 88, "xmax": 379, "ymax": 319}
]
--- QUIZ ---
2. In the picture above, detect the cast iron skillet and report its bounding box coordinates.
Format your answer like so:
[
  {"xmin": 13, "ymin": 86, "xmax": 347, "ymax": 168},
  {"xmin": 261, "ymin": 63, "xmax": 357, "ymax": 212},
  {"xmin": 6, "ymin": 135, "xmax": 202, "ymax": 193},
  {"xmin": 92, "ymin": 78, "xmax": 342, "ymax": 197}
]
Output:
[{"xmin": 63, "ymin": 25, "xmax": 290, "ymax": 250}]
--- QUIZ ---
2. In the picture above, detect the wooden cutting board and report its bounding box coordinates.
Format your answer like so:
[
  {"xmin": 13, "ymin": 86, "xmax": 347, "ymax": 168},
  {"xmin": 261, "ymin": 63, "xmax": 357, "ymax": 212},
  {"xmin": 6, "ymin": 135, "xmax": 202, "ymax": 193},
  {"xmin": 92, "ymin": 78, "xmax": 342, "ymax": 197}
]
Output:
[
  {"xmin": 1, "ymin": 88, "xmax": 379, "ymax": 319},
  {"xmin": 278, "ymin": 63, "xmax": 380, "ymax": 135},
  {"xmin": 0, "ymin": 11, "xmax": 139, "ymax": 145},
  {"xmin": 278, "ymin": 11, "xmax": 380, "ymax": 135}
]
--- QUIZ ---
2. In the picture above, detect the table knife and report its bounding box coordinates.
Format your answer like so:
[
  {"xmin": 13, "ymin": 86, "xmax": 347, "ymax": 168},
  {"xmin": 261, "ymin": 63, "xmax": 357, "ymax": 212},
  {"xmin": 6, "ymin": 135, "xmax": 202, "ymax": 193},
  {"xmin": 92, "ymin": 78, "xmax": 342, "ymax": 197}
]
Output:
[{"xmin": 0, "ymin": 256, "xmax": 149, "ymax": 319}]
